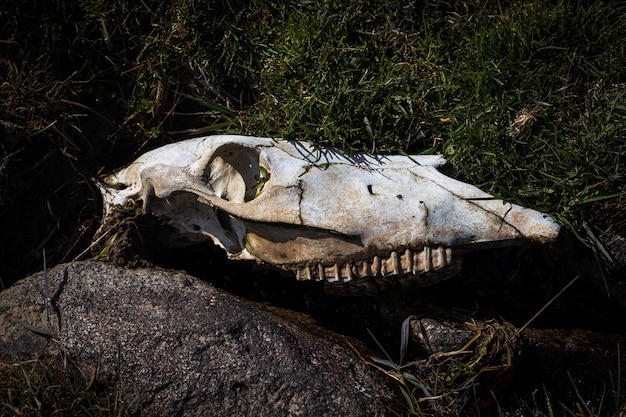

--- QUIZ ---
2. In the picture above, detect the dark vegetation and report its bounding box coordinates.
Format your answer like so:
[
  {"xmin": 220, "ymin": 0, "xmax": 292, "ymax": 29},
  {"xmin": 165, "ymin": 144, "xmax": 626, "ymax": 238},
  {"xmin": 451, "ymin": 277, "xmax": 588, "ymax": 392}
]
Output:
[
  {"xmin": 1, "ymin": 340, "xmax": 129, "ymax": 416},
  {"xmin": 1, "ymin": 0, "xmax": 625, "ymax": 415},
  {"xmin": 1, "ymin": 0, "xmax": 625, "ymax": 287}
]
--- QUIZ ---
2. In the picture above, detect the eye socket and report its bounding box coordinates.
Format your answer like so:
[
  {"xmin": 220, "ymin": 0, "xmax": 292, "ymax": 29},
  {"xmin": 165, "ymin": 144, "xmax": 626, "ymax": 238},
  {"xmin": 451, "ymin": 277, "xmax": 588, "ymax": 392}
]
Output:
[
  {"xmin": 204, "ymin": 144, "xmax": 270, "ymax": 202},
  {"xmin": 253, "ymin": 166, "xmax": 270, "ymax": 199}
]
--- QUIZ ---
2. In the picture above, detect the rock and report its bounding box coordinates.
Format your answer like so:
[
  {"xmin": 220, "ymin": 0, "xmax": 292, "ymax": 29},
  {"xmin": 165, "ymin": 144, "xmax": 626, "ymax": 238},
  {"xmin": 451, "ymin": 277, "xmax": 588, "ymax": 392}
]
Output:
[
  {"xmin": 0, "ymin": 261, "xmax": 401, "ymax": 417},
  {"xmin": 411, "ymin": 317, "xmax": 477, "ymax": 354},
  {"xmin": 520, "ymin": 327, "xmax": 626, "ymax": 404}
]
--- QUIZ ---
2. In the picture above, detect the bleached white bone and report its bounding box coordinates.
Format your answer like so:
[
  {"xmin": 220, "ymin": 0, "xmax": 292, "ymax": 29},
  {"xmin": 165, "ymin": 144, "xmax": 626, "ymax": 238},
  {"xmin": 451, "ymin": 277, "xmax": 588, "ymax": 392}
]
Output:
[{"xmin": 98, "ymin": 135, "xmax": 561, "ymax": 283}]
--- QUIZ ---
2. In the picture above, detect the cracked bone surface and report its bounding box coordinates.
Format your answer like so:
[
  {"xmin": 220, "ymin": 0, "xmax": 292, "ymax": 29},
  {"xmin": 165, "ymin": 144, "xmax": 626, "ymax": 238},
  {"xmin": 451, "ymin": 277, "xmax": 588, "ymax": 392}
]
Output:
[{"xmin": 98, "ymin": 135, "xmax": 561, "ymax": 284}]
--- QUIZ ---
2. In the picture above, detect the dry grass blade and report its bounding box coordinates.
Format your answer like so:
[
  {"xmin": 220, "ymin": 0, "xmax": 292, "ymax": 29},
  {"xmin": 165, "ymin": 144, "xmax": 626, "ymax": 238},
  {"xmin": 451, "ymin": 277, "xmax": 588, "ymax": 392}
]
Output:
[{"xmin": 516, "ymin": 275, "xmax": 580, "ymax": 336}]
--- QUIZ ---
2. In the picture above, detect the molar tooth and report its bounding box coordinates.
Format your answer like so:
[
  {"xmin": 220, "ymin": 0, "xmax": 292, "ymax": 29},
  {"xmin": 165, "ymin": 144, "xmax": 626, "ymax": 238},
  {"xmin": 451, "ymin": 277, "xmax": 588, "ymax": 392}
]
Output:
[
  {"xmin": 413, "ymin": 246, "xmax": 432, "ymax": 273},
  {"xmin": 381, "ymin": 251, "xmax": 399, "ymax": 277},
  {"xmin": 354, "ymin": 260, "xmax": 370, "ymax": 278},
  {"xmin": 412, "ymin": 247, "xmax": 421, "ymax": 273},
  {"xmin": 342, "ymin": 263, "xmax": 354, "ymax": 282},
  {"xmin": 296, "ymin": 265, "xmax": 312, "ymax": 281},
  {"xmin": 432, "ymin": 246, "xmax": 446, "ymax": 269},
  {"xmin": 317, "ymin": 263, "xmax": 326, "ymax": 281},
  {"xmin": 325, "ymin": 263, "xmax": 340, "ymax": 283},
  {"xmin": 371, "ymin": 256, "xmax": 381, "ymax": 276},
  {"xmin": 401, "ymin": 249, "xmax": 413, "ymax": 274},
  {"xmin": 391, "ymin": 251, "xmax": 399, "ymax": 275},
  {"xmin": 424, "ymin": 246, "xmax": 432, "ymax": 272}
]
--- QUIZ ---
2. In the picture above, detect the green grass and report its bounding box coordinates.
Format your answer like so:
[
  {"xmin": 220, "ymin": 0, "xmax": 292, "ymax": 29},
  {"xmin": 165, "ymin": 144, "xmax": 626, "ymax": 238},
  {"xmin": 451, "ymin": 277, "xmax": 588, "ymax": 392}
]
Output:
[
  {"xmin": 2, "ymin": 0, "xmax": 624, "ymax": 235},
  {"xmin": 1, "ymin": 0, "xmax": 625, "ymax": 414},
  {"xmin": 243, "ymin": 0, "xmax": 626, "ymax": 223}
]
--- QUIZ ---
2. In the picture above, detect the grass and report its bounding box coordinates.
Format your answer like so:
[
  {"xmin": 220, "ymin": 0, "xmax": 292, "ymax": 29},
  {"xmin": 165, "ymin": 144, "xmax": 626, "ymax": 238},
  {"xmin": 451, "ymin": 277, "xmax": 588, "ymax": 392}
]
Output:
[
  {"xmin": 0, "ymin": 341, "xmax": 129, "ymax": 416},
  {"xmin": 1, "ymin": 0, "xmax": 625, "ymax": 414},
  {"xmin": 246, "ymin": 0, "xmax": 626, "ymax": 222},
  {"xmin": 1, "ymin": 2, "xmax": 624, "ymax": 273}
]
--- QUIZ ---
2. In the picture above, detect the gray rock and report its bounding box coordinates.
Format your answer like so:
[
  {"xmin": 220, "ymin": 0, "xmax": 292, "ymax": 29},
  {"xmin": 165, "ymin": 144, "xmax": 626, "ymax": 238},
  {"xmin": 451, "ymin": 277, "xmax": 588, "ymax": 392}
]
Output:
[{"xmin": 0, "ymin": 261, "xmax": 401, "ymax": 416}]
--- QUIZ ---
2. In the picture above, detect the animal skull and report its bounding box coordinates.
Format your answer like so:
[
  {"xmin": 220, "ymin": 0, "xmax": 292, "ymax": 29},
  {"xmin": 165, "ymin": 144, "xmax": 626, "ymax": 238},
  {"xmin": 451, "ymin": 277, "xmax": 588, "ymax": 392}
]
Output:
[{"xmin": 98, "ymin": 135, "xmax": 561, "ymax": 284}]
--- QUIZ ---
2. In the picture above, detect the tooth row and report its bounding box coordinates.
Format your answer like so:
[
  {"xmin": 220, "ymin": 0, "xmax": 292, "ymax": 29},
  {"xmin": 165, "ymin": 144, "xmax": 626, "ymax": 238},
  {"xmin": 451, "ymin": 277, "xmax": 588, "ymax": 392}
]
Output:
[{"xmin": 294, "ymin": 246, "xmax": 452, "ymax": 282}]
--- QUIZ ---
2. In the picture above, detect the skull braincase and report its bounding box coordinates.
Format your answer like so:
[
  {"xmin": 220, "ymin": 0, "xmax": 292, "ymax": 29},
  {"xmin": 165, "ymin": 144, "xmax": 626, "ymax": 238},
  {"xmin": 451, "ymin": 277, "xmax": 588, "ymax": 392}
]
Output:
[{"xmin": 99, "ymin": 135, "xmax": 561, "ymax": 282}]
